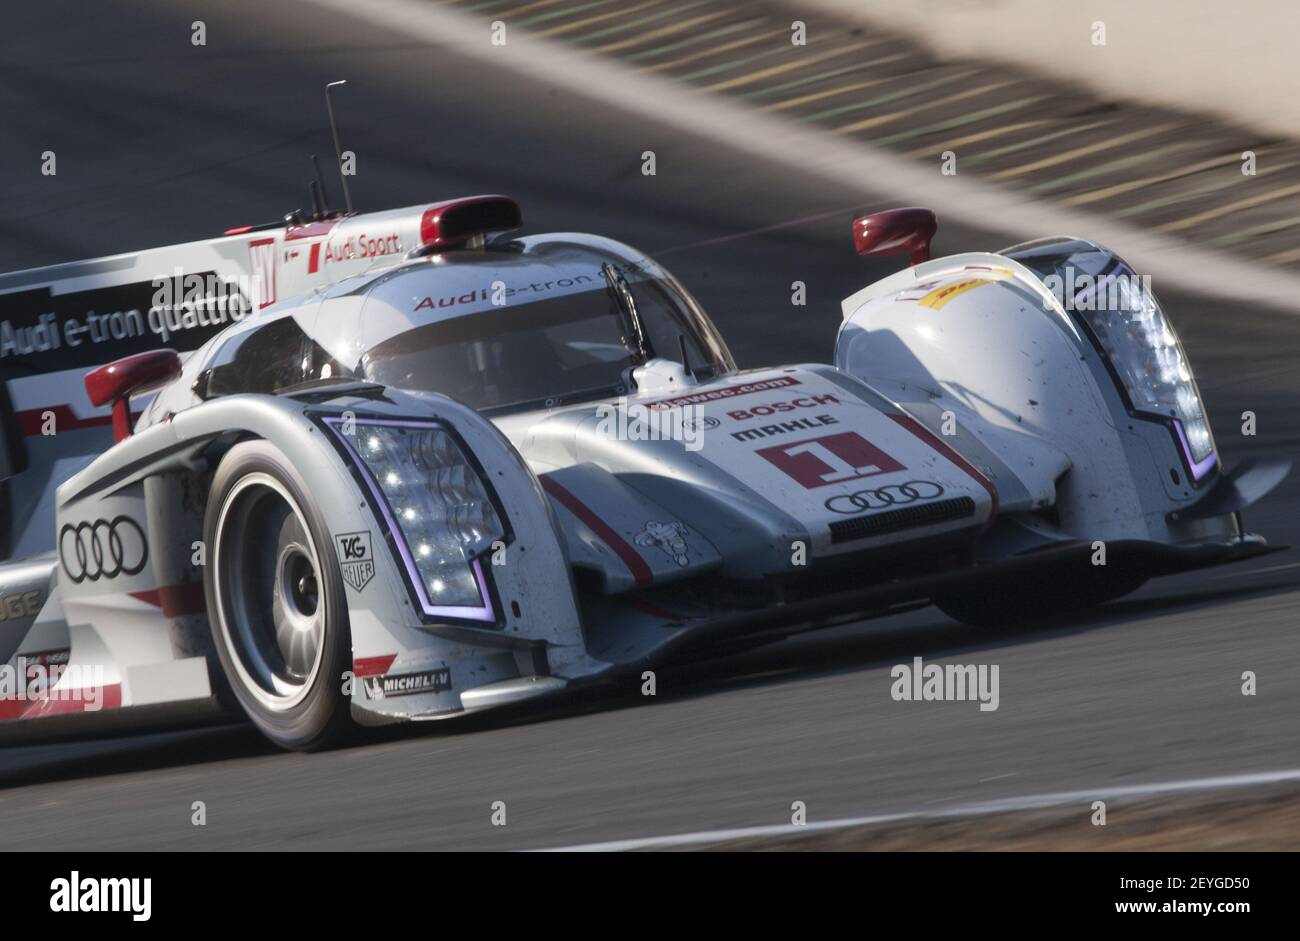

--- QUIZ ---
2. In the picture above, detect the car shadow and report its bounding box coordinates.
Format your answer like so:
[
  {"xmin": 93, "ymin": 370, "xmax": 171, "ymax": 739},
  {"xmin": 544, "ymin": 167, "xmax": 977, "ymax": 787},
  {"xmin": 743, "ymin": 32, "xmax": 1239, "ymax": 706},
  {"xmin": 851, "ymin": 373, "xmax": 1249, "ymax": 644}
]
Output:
[
  {"xmin": 603, "ymin": 578, "xmax": 1300, "ymax": 709},
  {"xmin": 374, "ymin": 576, "xmax": 1300, "ymax": 732},
  {"xmin": 0, "ymin": 579, "xmax": 1292, "ymax": 789},
  {"xmin": 0, "ymin": 723, "xmax": 275, "ymax": 790}
]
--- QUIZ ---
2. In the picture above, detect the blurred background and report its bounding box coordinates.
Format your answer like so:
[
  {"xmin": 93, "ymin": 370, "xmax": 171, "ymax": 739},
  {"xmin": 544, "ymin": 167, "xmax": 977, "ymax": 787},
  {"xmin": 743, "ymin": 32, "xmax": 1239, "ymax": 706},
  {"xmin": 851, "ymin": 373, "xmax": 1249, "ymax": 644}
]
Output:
[
  {"xmin": 0, "ymin": 0, "xmax": 1296, "ymax": 850},
  {"xmin": 816, "ymin": 0, "xmax": 1300, "ymax": 139}
]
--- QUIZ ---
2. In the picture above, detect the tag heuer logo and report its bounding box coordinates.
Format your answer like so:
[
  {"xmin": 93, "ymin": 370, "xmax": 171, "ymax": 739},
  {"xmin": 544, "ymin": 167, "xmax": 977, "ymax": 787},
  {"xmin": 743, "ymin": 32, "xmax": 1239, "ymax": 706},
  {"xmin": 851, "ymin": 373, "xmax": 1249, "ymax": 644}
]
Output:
[
  {"xmin": 363, "ymin": 669, "xmax": 452, "ymax": 699},
  {"xmin": 334, "ymin": 531, "xmax": 375, "ymax": 592}
]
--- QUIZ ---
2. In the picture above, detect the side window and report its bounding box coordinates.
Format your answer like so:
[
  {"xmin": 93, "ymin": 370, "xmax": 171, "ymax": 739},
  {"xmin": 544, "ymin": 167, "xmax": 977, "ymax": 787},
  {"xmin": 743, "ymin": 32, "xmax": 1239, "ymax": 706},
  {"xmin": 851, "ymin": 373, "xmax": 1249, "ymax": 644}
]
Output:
[
  {"xmin": 302, "ymin": 336, "xmax": 353, "ymax": 384},
  {"xmin": 629, "ymin": 275, "xmax": 734, "ymax": 377},
  {"xmin": 205, "ymin": 316, "xmax": 350, "ymax": 397}
]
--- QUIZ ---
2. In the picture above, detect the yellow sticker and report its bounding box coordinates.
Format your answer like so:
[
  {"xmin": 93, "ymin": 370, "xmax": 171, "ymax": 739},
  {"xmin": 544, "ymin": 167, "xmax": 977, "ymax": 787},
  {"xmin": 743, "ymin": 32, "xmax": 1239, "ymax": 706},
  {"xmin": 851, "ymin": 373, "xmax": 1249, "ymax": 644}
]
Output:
[{"xmin": 917, "ymin": 277, "xmax": 992, "ymax": 310}]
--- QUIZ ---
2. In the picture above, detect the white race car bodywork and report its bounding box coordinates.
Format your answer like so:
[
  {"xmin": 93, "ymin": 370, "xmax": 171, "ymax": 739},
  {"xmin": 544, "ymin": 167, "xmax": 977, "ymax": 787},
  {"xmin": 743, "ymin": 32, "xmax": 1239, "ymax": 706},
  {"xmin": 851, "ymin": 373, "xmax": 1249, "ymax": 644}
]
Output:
[
  {"xmin": 838, "ymin": 251, "xmax": 1211, "ymax": 545},
  {"xmin": 0, "ymin": 199, "xmax": 1285, "ymax": 747}
]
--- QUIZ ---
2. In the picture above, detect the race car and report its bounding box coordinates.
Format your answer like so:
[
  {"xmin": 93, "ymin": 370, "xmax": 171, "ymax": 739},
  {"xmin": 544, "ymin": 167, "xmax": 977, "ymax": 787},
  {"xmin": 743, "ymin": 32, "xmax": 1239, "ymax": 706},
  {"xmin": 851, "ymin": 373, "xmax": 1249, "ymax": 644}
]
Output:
[{"xmin": 0, "ymin": 197, "xmax": 1288, "ymax": 750}]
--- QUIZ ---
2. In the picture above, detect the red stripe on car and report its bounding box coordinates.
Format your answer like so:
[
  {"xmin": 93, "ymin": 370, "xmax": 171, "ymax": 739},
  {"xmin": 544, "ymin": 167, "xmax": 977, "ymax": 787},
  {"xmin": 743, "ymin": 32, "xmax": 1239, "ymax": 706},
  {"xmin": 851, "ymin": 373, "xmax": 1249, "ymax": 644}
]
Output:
[
  {"xmin": 0, "ymin": 684, "xmax": 123, "ymax": 721},
  {"xmin": 540, "ymin": 476, "xmax": 653, "ymax": 587},
  {"xmin": 286, "ymin": 220, "xmax": 339, "ymax": 241},
  {"xmin": 129, "ymin": 582, "xmax": 207, "ymax": 617},
  {"xmin": 888, "ymin": 413, "xmax": 999, "ymax": 519},
  {"xmin": 353, "ymin": 655, "xmax": 397, "ymax": 678},
  {"xmin": 16, "ymin": 405, "xmax": 140, "ymax": 438}
]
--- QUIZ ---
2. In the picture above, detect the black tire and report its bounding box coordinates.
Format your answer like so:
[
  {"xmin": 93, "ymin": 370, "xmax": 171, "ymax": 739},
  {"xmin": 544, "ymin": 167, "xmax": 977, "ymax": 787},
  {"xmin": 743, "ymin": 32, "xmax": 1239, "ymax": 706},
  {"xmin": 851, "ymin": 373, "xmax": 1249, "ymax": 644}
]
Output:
[
  {"xmin": 934, "ymin": 568, "xmax": 1148, "ymax": 630},
  {"xmin": 203, "ymin": 439, "xmax": 353, "ymax": 751}
]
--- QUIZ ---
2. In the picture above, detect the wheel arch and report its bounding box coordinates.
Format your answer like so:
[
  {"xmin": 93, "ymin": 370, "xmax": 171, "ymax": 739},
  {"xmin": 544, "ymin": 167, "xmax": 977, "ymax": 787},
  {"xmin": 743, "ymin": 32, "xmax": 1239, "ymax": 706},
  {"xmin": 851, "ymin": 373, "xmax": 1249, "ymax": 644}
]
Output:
[
  {"xmin": 833, "ymin": 250, "xmax": 1224, "ymax": 544},
  {"xmin": 55, "ymin": 388, "xmax": 590, "ymax": 733}
]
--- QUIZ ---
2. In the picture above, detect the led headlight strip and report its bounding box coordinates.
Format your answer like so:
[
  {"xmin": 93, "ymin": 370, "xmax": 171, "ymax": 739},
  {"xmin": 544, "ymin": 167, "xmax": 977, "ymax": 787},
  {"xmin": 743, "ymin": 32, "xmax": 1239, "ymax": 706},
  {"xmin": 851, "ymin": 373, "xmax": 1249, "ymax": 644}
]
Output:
[
  {"xmin": 323, "ymin": 416, "xmax": 504, "ymax": 623},
  {"xmin": 1071, "ymin": 271, "xmax": 1217, "ymax": 482}
]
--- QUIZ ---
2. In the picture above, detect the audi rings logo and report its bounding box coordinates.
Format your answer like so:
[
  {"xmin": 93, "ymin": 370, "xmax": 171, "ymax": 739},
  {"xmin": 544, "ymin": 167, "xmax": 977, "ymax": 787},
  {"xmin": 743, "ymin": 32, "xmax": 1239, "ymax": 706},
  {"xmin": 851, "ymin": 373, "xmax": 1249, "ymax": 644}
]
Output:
[
  {"xmin": 824, "ymin": 480, "xmax": 945, "ymax": 515},
  {"xmin": 59, "ymin": 516, "xmax": 148, "ymax": 583},
  {"xmin": 683, "ymin": 416, "xmax": 720, "ymax": 432}
]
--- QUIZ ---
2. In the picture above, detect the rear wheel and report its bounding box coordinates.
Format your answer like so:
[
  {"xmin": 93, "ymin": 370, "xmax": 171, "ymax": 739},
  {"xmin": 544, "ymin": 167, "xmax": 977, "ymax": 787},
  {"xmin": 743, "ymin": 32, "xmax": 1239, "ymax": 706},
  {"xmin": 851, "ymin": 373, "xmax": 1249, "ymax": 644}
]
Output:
[
  {"xmin": 934, "ymin": 568, "xmax": 1148, "ymax": 630},
  {"xmin": 204, "ymin": 440, "xmax": 353, "ymax": 750}
]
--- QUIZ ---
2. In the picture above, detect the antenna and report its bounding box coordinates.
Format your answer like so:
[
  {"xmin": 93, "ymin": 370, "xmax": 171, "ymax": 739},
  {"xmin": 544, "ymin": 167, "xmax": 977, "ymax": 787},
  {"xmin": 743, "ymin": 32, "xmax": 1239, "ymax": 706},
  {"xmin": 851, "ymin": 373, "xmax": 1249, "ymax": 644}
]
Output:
[
  {"xmin": 677, "ymin": 334, "xmax": 695, "ymax": 379},
  {"xmin": 308, "ymin": 178, "xmax": 325, "ymax": 218},
  {"xmin": 325, "ymin": 80, "xmax": 353, "ymax": 214},
  {"xmin": 310, "ymin": 154, "xmax": 333, "ymax": 218}
]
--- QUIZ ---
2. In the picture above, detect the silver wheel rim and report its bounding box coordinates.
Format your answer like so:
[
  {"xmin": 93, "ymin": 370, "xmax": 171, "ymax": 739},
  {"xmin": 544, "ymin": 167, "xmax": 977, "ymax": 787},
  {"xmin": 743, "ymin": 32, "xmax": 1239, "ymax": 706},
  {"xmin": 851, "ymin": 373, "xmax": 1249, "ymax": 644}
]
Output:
[{"xmin": 212, "ymin": 472, "xmax": 327, "ymax": 712}]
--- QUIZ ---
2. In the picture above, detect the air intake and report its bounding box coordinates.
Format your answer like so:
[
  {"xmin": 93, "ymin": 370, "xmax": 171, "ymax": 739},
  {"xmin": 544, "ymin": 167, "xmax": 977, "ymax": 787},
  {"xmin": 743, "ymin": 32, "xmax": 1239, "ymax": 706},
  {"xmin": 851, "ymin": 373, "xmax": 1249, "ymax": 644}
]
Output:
[{"xmin": 828, "ymin": 497, "xmax": 976, "ymax": 544}]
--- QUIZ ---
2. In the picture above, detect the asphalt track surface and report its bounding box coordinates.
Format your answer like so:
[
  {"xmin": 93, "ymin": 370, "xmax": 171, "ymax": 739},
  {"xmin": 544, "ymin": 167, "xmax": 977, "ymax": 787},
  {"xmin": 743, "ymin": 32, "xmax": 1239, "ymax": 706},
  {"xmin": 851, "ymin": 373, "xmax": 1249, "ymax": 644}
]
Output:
[{"xmin": 0, "ymin": 0, "xmax": 1298, "ymax": 850}]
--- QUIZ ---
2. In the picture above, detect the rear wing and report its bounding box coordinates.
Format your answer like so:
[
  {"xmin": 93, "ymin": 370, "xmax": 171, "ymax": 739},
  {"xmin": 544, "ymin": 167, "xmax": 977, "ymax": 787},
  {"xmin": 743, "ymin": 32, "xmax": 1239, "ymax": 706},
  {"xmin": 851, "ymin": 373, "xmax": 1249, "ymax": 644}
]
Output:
[{"xmin": 0, "ymin": 197, "xmax": 521, "ymax": 560}]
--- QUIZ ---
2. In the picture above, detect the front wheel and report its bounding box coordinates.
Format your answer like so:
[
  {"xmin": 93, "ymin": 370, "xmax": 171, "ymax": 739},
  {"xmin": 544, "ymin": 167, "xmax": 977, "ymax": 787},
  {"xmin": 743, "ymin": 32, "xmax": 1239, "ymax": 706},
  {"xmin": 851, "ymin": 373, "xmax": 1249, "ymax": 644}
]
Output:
[{"xmin": 204, "ymin": 439, "xmax": 353, "ymax": 750}]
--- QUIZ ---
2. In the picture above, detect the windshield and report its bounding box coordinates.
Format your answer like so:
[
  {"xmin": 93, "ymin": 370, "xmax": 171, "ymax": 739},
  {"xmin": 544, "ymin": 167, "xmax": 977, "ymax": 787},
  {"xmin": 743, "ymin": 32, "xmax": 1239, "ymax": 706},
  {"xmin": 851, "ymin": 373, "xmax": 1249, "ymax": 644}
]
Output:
[{"xmin": 361, "ymin": 272, "xmax": 733, "ymax": 413}]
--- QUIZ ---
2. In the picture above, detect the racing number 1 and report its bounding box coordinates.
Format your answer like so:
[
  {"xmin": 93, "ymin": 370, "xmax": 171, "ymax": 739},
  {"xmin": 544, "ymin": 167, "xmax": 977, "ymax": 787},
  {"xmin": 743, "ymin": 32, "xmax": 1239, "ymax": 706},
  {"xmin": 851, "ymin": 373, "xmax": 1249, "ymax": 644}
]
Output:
[
  {"xmin": 756, "ymin": 431, "xmax": 906, "ymax": 489},
  {"xmin": 784, "ymin": 441, "xmax": 879, "ymax": 483}
]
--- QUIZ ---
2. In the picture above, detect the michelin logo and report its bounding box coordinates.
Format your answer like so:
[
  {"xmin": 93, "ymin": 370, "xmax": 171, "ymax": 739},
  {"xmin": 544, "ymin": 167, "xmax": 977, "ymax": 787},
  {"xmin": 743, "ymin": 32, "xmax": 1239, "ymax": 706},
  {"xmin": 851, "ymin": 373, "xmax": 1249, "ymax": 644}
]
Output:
[{"xmin": 364, "ymin": 669, "xmax": 452, "ymax": 700}]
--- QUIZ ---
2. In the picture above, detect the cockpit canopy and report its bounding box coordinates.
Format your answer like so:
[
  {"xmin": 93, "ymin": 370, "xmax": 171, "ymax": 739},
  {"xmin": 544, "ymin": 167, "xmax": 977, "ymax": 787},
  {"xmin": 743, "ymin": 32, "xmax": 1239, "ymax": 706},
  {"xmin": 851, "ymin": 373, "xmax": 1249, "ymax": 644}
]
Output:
[{"xmin": 199, "ymin": 234, "xmax": 735, "ymax": 414}]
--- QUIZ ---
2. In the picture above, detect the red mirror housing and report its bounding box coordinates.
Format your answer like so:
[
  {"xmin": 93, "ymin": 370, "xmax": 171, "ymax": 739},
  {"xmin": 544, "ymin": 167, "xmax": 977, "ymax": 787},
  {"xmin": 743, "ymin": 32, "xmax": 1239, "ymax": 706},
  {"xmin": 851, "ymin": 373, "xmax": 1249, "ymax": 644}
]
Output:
[
  {"xmin": 853, "ymin": 208, "xmax": 938, "ymax": 265},
  {"xmin": 84, "ymin": 349, "xmax": 182, "ymax": 443},
  {"xmin": 419, "ymin": 195, "xmax": 522, "ymax": 251}
]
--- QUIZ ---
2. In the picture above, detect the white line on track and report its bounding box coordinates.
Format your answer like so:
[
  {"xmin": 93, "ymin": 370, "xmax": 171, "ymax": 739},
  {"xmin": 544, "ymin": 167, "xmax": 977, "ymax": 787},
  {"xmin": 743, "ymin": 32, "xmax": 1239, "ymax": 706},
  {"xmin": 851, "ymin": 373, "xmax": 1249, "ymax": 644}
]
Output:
[
  {"xmin": 302, "ymin": 0, "xmax": 1300, "ymax": 313},
  {"xmin": 537, "ymin": 767, "xmax": 1300, "ymax": 851}
]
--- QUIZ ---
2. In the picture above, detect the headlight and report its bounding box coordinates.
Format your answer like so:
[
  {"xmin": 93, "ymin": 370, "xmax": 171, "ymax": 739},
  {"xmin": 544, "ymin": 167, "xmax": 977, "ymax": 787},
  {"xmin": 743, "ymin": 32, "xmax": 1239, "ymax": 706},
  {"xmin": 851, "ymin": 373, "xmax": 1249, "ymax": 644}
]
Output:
[
  {"xmin": 325, "ymin": 417, "xmax": 504, "ymax": 621},
  {"xmin": 1072, "ymin": 272, "xmax": 1216, "ymax": 480}
]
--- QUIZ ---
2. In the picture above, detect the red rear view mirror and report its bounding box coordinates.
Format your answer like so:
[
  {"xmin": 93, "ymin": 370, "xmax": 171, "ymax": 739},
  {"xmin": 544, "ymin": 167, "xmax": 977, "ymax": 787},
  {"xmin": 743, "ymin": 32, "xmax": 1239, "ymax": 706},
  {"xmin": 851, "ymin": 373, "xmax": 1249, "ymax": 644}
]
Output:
[
  {"xmin": 85, "ymin": 349, "xmax": 182, "ymax": 443},
  {"xmin": 853, "ymin": 208, "xmax": 937, "ymax": 266},
  {"xmin": 419, "ymin": 195, "xmax": 522, "ymax": 251}
]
